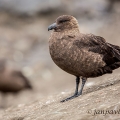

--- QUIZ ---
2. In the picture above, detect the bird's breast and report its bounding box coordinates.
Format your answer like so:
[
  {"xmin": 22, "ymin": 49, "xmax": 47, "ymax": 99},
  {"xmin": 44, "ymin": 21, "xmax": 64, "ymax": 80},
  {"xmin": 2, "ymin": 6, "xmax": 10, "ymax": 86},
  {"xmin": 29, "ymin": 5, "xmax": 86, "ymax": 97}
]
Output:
[{"xmin": 49, "ymin": 38, "xmax": 105, "ymax": 77}]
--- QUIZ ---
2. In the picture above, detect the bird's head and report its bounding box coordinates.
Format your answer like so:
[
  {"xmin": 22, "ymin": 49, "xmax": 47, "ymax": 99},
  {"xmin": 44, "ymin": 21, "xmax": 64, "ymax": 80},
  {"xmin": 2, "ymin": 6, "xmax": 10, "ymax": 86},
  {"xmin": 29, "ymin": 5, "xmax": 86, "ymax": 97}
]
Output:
[{"xmin": 48, "ymin": 15, "xmax": 80, "ymax": 32}]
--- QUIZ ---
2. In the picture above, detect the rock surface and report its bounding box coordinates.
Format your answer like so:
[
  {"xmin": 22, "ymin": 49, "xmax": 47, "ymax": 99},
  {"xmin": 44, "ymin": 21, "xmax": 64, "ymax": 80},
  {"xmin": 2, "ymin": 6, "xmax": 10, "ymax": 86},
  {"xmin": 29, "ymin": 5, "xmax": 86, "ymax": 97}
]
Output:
[{"xmin": 0, "ymin": 77, "xmax": 120, "ymax": 120}]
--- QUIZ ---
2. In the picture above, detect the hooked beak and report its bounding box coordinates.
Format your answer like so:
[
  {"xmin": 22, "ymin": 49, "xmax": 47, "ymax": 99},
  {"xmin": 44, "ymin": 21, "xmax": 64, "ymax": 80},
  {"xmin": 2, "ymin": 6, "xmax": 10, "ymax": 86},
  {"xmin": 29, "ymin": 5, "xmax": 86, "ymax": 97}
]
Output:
[{"xmin": 48, "ymin": 23, "xmax": 57, "ymax": 31}]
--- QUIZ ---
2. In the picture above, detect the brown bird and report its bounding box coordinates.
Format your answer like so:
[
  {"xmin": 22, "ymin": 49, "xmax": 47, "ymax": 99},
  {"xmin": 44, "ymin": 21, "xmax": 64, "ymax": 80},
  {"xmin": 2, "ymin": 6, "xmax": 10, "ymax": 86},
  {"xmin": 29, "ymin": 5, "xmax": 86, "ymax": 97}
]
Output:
[
  {"xmin": 0, "ymin": 59, "xmax": 32, "ymax": 94},
  {"xmin": 48, "ymin": 15, "xmax": 120, "ymax": 102}
]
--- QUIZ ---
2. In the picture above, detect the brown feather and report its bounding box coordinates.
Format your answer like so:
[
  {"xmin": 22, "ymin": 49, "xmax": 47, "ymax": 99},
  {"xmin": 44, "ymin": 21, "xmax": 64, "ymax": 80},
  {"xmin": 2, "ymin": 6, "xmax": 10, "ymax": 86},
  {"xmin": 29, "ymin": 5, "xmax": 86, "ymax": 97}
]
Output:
[{"xmin": 48, "ymin": 15, "xmax": 120, "ymax": 78}]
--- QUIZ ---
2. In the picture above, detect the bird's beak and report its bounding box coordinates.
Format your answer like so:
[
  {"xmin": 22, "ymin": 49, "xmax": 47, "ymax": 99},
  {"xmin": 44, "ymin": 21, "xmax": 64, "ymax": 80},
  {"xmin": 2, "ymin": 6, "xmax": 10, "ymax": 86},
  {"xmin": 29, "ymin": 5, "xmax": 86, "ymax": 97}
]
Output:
[{"xmin": 48, "ymin": 23, "xmax": 57, "ymax": 31}]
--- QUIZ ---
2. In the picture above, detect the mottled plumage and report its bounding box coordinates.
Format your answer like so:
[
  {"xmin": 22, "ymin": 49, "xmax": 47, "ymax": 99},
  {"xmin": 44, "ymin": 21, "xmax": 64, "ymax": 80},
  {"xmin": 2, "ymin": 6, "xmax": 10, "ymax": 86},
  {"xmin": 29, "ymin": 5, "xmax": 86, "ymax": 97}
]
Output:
[{"xmin": 48, "ymin": 15, "xmax": 120, "ymax": 102}]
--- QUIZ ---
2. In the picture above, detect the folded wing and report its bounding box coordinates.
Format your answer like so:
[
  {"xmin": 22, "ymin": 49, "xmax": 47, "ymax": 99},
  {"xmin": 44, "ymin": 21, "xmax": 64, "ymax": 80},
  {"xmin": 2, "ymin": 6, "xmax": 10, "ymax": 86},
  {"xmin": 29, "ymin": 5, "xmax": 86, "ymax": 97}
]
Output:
[{"xmin": 74, "ymin": 34, "xmax": 120, "ymax": 77}]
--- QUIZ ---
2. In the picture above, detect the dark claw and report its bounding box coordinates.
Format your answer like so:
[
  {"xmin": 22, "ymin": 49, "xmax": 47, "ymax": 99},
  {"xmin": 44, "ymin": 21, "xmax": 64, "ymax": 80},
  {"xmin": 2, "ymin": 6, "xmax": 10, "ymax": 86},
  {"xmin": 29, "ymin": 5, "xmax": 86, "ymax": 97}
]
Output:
[
  {"xmin": 60, "ymin": 77, "xmax": 87, "ymax": 102},
  {"xmin": 60, "ymin": 94, "xmax": 80, "ymax": 102}
]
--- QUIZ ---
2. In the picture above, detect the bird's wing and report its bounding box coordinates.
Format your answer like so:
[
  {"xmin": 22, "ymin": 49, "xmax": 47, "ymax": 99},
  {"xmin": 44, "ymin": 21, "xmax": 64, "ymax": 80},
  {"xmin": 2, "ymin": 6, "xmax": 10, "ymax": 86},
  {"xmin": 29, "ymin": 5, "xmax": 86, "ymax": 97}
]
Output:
[{"xmin": 73, "ymin": 34, "xmax": 120, "ymax": 66}]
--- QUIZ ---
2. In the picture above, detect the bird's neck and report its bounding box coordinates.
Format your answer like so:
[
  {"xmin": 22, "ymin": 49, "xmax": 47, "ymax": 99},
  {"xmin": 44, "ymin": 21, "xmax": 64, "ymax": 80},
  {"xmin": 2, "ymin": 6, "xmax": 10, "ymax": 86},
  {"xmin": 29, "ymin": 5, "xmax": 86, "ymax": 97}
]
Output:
[{"xmin": 52, "ymin": 28, "xmax": 80, "ymax": 39}]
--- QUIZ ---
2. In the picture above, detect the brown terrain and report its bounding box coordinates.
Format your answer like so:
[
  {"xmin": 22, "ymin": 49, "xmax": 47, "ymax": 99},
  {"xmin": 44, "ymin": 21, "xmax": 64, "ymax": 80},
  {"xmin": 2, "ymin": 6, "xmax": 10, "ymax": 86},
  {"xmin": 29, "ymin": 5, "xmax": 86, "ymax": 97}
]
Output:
[{"xmin": 0, "ymin": 0, "xmax": 120, "ymax": 119}]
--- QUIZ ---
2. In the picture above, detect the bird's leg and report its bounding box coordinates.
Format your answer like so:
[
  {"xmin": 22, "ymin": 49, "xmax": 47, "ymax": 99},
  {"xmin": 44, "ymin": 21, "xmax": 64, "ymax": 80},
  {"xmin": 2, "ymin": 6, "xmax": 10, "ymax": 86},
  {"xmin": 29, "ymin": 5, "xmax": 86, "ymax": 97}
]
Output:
[
  {"xmin": 74, "ymin": 76, "xmax": 80, "ymax": 95},
  {"xmin": 61, "ymin": 76, "xmax": 80, "ymax": 102},
  {"xmin": 77, "ymin": 77, "xmax": 87, "ymax": 96}
]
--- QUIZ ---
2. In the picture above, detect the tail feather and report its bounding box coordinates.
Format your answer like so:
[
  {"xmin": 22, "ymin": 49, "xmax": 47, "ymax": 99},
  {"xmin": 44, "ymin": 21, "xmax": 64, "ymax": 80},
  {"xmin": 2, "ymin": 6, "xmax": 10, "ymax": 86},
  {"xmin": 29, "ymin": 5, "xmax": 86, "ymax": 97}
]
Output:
[
  {"xmin": 93, "ymin": 62, "xmax": 120, "ymax": 77},
  {"xmin": 109, "ymin": 62, "xmax": 120, "ymax": 70},
  {"xmin": 107, "ymin": 43, "xmax": 120, "ymax": 60},
  {"xmin": 91, "ymin": 43, "xmax": 120, "ymax": 77},
  {"xmin": 108, "ymin": 43, "xmax": 120, "ymax": 51}
]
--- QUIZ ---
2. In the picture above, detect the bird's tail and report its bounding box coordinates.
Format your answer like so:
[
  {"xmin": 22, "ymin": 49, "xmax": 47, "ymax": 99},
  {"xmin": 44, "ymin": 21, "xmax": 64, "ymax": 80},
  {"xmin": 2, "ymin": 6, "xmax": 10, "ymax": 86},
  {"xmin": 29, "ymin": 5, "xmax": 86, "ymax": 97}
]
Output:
[
  {"xmin": 92, "ymin": 44, "xmax": 120, "ymax": 77},
  {"xmin": 107, "ymin": 43, "xmax": 120, "ymax": 61},
  {"xmin": 106, "ymin": 43, "xmax": 120, "ymax": 72}
]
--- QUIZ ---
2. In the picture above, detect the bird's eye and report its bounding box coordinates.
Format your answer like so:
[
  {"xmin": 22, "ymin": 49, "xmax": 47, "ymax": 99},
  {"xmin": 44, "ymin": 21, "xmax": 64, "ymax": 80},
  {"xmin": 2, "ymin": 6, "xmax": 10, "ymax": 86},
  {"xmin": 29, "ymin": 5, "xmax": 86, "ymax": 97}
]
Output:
[{"xmin": 59, "ymin": 19, "xmax": 69, "ymax": 23}]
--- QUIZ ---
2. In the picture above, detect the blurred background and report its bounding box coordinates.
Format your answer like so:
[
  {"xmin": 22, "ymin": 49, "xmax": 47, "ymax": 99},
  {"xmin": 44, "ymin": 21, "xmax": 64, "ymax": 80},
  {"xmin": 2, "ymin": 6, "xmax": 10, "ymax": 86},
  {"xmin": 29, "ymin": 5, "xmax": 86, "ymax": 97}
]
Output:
[{"xmin": 0, "ymin": 0, "xmax": 120, "ymax": 109}]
